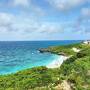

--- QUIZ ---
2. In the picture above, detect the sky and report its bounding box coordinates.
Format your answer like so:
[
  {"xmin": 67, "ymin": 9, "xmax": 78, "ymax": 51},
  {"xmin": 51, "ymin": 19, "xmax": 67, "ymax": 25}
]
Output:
[{"xmin": 0, "ymin": 0, "xmax": 90, "ymax": 41}]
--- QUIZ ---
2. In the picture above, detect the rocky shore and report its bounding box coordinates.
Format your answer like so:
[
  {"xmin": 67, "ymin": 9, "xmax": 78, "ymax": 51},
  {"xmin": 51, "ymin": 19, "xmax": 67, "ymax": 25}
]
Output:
[
  {"xmin": 39, "ymin": 48, "xmax": 69, "ymax": 68},
  {"xmin": 38, "ymin": 48, "xmax": 67, "ymax": 56}
]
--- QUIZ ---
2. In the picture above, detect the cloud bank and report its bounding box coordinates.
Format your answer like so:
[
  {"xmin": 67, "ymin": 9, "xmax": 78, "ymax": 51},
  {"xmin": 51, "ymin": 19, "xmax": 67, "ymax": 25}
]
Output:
[
  {"xmin": 47, "ymin": 0, "xmax": 89, "ymax": 11},
  {"xmin": 0, "ymin": 0, "xmax": 89, "ymax": 40}
]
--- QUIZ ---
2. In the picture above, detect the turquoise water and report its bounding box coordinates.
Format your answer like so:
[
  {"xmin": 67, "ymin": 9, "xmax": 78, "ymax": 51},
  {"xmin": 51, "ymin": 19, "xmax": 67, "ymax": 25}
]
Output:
[{"xmin": 0, "ymin": 40, "xmax": 81, "ymax": 75}]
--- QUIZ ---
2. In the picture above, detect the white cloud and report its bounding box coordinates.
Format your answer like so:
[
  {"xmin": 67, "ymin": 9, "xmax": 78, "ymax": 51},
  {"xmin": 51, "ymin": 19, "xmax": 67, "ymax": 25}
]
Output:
[
  {"xmin": 47, "ymin": 0, "xmax": 88, "ymax": 11},
  {"xmin": 0, "ymin": 12, "xmax": 33, "ymax": 32},
  {"xmin": 0, "ymin": 0, "xmax": 45, "ymax": 16},
  {"xmin": 0, "ymin": 13, "xmax": 63, "ymax": 40},
  {"xmin": 12, "ymin": 0, "xmax": 45, "ymax": 16},
  {"xmin": 81, "ymin": 8, "xmax": 90, "ymax": 17},
  {"xmin": 13, "ymin": 0, "xmax": 30, "ymax": 7},
  {"xmin": 0, "ymin": 13, "xmax": 14, "ymax": 26},
  {"xmin": 36, "ymin": 23, "xmax": 63, "ymax": 34},
  {"xmin": 72, "ymin": 7, "xmax": 90, "ymax": 34},
  {"xmin": 0, "ymin": 13, "xmax": 15, "ymax": 32},
  {"xmin": 0, "ymin": 12, "xmax": 62, "ymax": 36}
]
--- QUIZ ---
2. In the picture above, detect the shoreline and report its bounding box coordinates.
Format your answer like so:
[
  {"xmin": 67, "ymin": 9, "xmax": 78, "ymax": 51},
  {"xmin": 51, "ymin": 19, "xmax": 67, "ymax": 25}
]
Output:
[{"xmin": 46, "ymin": 55, "xmax": 69, "ymax": 68}]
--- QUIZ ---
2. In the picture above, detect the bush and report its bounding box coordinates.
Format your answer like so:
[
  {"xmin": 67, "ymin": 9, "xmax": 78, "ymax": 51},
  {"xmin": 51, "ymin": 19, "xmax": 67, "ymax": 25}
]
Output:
[{"xmin": 77, "ymin": 51, "xmax": 86, "ymax": 58}]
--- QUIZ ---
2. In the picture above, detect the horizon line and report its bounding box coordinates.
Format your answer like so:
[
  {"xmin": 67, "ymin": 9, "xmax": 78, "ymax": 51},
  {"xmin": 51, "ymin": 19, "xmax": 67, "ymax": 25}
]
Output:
[{"xmin": 0, "ymin": 40, "xmax": 84, "ymax": 42}]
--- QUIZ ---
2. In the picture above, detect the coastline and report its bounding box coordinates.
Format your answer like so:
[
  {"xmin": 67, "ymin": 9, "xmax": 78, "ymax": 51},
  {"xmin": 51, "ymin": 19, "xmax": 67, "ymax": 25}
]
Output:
[{"xmin": 46, "ymin": 55, "xmax": 69, "ymax": 68}]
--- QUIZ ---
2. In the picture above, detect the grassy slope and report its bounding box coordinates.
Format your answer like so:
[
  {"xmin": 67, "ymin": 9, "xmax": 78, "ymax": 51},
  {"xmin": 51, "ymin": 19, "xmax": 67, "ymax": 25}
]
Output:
[
  {"xmin": 0, "ymin": 43, "xmax": 90, "ymax": 90},
  {"xmin": 45, "ymin": 43, "xmax": 90, "ymax": 56}
]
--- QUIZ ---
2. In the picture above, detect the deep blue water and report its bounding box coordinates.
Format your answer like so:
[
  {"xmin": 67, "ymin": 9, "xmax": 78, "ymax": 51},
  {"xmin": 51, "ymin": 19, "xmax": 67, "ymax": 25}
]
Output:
[{"xmin": 0, "ymin": 40, "xmax": 81, "ymax": 75}]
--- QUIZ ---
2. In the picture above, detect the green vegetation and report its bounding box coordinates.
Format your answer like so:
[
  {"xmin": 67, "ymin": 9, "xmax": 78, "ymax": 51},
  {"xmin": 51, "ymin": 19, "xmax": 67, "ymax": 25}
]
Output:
[
  {"xmin": 0, "ymin": 43, "xmax": 90, "ymax": 90},
  {"xmin": 0, "ymin": 67, "xmax": 60, "ymax": 90},
  {"xmin": 44, "ymin": 43, "xmax": 90, "ymax": 56}
]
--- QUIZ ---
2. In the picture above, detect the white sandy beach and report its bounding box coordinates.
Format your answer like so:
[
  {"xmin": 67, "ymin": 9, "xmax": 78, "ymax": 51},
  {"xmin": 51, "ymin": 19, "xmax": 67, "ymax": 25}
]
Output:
[{"xmin": 46, "ymin": 55, "xmax": 69, "ymax": 68}]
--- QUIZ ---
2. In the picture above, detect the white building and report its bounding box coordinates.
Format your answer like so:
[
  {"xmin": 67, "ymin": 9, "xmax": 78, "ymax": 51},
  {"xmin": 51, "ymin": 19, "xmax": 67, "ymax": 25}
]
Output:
[{"xmin": 83, "ymin": 40, "xmax": 90, "ymax": 45}]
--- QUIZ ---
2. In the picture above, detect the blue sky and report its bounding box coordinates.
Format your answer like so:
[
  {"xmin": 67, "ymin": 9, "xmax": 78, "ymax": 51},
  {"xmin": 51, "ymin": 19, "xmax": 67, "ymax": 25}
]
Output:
[{"xmin": 0, "ymin": 0, "xmax": 90, "ymax": 41}]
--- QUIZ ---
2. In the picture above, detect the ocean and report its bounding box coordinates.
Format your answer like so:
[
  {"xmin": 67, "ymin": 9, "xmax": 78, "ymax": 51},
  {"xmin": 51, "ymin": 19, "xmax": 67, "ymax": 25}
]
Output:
[{"xmin": 0, "ymin": 40, "xmax": 81, "ymax": 75}]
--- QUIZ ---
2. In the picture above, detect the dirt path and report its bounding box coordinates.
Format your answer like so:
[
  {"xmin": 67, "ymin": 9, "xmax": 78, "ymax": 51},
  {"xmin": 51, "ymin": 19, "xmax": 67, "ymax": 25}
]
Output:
[{"xmin": 55, "ymin": 80, "xmax": 72, "ymax": 90}]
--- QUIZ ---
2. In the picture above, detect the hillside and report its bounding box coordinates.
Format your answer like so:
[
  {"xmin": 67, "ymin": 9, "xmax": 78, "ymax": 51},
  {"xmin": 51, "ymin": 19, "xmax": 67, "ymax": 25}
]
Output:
[{"xmin": 0, "ymin": 43, "xmax": 90, "ymax": 90}]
